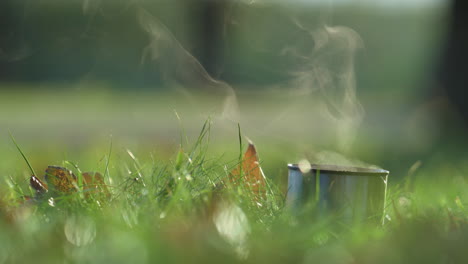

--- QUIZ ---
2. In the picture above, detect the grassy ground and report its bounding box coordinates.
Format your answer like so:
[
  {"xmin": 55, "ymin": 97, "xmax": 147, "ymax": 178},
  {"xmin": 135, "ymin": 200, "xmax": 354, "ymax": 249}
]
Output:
[{"xmin": 1, "ymin": 89, "xmax": 468, "ymax": 263}]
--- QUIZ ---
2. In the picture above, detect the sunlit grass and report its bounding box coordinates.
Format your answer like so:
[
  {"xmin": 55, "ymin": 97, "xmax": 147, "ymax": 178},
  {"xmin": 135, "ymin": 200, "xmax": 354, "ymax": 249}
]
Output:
[{"xmin": 1, "ymin": 115, "xmax": 468, "ymax": 263}]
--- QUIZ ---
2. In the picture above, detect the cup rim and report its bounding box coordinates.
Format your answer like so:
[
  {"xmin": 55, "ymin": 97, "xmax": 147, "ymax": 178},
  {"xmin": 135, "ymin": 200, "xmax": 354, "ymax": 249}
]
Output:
[{"xmin": 288, "ymin": 163, "xmax": 389, "ymax": 176}]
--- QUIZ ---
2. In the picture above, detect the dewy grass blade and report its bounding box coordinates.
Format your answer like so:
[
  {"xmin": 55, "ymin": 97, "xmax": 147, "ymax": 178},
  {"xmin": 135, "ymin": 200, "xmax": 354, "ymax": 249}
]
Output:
[
  {"xmin": 9, "ymin": 130, "xmax": 37, "ymax": 177},
  {"xmin": 127, "ymin": 149, "xmax": 146, "ymax": 187},
  {"xmin": 65, "ymin": 160, "xmax": 84, "ymax": 193},
  {"xmin": 237, "ymin": 123, "xmax": 243, "ymax": 176},
  {"xmin": 8, "ymin": 175, "xmax": 25, "ymax": 199},
  {"xmin": 174, "ymin": 110, "xmax": 189, "ymax": 148},
  {"xmin": 104, "ymin": 136, "xmax": 113, "ymax": 180}
]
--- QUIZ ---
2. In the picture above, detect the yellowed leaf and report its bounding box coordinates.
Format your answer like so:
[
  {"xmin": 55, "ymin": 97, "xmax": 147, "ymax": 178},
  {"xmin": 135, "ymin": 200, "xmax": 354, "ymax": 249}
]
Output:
[
  {"xmin": 29, "ymin": 166, "xmax": 110, "ymax": 200},
  {"xmin": 82, "ymin": 172, "xmax": 110, "ymax": 198},
  {"xmin": 44, "ymin": 166, "xmax": 77, "ymax": 194},
  {"xmin": 229, "ymin": 141, "xmax": 266, "ymax": 197}
]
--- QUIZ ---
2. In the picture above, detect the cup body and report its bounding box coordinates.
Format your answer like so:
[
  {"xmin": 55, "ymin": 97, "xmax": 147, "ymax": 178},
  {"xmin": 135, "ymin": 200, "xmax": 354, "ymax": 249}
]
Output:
[{"xmin": 286, "ymin": 164, "xmax": 389, "ymax": 224}]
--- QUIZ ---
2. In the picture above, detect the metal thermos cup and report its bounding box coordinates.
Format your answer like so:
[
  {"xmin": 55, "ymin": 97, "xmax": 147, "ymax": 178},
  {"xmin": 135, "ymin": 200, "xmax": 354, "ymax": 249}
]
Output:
[{"xmin": 286, "ymin": 164, "xmax": 389, "ymax": 224}]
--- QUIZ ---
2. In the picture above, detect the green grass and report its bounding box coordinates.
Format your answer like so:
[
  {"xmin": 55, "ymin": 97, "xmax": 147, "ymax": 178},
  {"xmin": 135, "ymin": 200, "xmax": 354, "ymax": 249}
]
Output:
[{"xmin": 2, "ymin": 116, "xmax": 468, "ymax": 264}]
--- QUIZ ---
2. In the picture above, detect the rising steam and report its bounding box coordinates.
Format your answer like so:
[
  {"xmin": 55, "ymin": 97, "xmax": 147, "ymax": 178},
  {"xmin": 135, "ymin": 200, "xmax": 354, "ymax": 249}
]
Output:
[
  {"xmin": 137, "ymin": 8, "xmax": 240, "ymax": 122},
  {"xmin": 289, "ymin": 19, "xmax": 364, "ymax": 152},
  {"xmin": 83, "ymin": 1, "xmax": 363, "ymax": 151}
]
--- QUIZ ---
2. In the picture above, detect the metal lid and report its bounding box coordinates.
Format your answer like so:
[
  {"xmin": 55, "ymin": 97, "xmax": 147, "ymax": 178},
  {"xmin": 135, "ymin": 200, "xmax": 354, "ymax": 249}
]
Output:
[{"xmin": 288, "ymin": 163, "xmax": 389, "ymax": 176}]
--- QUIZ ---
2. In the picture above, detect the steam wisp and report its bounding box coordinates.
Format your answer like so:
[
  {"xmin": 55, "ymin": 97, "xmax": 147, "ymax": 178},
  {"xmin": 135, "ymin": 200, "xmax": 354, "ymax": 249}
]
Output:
[
  {"xmin": 289, "ymin": 19, "xmax": 364, "ymax": 152},
  {"xmin": 137, "ymin": 8, "xmax": 240, "ymax": 123}
]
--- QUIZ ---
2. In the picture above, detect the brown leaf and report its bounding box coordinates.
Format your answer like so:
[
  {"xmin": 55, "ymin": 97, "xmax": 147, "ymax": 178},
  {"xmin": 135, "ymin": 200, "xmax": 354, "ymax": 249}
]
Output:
[
  {"xmin": 44, "ymin": 166, "xmax": 78, "ymax": 194},
  {"xmin": 82, "ymin": 172, "xmax": 110, "ymax": 198},
  {"xmin": 30, "ymin": 175, "xmax": 48, "ymax": 194},
  {"xmin": 229, "ymin": 141, "xmax": 266, "ymax": 197},
  {"xmin": 27, "ymin": 166, "xmax": 110, "ymax": 201}
]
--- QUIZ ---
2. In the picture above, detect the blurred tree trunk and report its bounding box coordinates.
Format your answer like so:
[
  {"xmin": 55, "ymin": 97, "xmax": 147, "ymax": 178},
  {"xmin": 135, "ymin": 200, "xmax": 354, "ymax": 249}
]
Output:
[
  {"xmin": 196, "ymin": 0, "xmax": 228, "ymax": 79},
  {"xmin": 440, "ymin": 0, "xmax": 468, "ymax": 123}
]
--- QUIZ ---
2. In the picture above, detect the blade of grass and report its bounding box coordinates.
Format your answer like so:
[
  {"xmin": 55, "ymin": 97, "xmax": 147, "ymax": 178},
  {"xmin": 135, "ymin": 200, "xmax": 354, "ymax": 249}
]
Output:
[
  {"xmin": 127, "ymin": 149, "xmax": 147, "ymax": 187},
  {"xmin": 9, "ymin": 130, "xmax": 37, "ymax": 177},
  {"xmin": 174, "ymin": 110, "xmax": 189, "ymax": 148},
  {"xmin": 65, "ymin": 160, "xmax": 84, "ymax": 193},
  {"xmin": 237, "ymin": 123, "xmax": 243, "ymax": 177},
  {"xmin": 104, "ymin": 136, "xmax": 113, "ymax": 180},
  {"xmin": 7, "ymin": 176, "xmax": 26, "ymax": 199}
]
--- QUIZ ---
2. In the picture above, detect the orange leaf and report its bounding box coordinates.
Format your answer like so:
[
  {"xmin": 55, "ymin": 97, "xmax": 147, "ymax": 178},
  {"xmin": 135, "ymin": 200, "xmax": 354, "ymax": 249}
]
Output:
[
  {"xmin": 229, "ymin": 141, "xmax": 266, "ymax": 197},
  {"xmin": 44, "ymin": 166, "xmax": 78, "ymax": 194},
  {"xmin": 82, "ymin": 172, "xmax": 110, "ymax": 198},
  {"xmin": 28, "ymin": 166, "xmax": 111, "ymax": 201}
]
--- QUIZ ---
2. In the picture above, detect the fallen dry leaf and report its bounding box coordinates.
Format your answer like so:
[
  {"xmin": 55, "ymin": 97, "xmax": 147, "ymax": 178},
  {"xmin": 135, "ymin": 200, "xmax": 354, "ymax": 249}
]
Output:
[
  {"xmin": 82, "ymin": 172, "xmax": 110, "ymax": 198},
  {"xmin": 229, "ymin": 141, "xmax": 266, "ymax": 198},
  {"xmin": 30, "ymin": 175, "xmax": 48, "ymax": 195},
  {"xmin": 29, "ymin": 166, "xmax": 110, "ymax": 200},
  {"xmin": 45, "ymin": 166, "xmax": 78, "ymax": 194}
]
